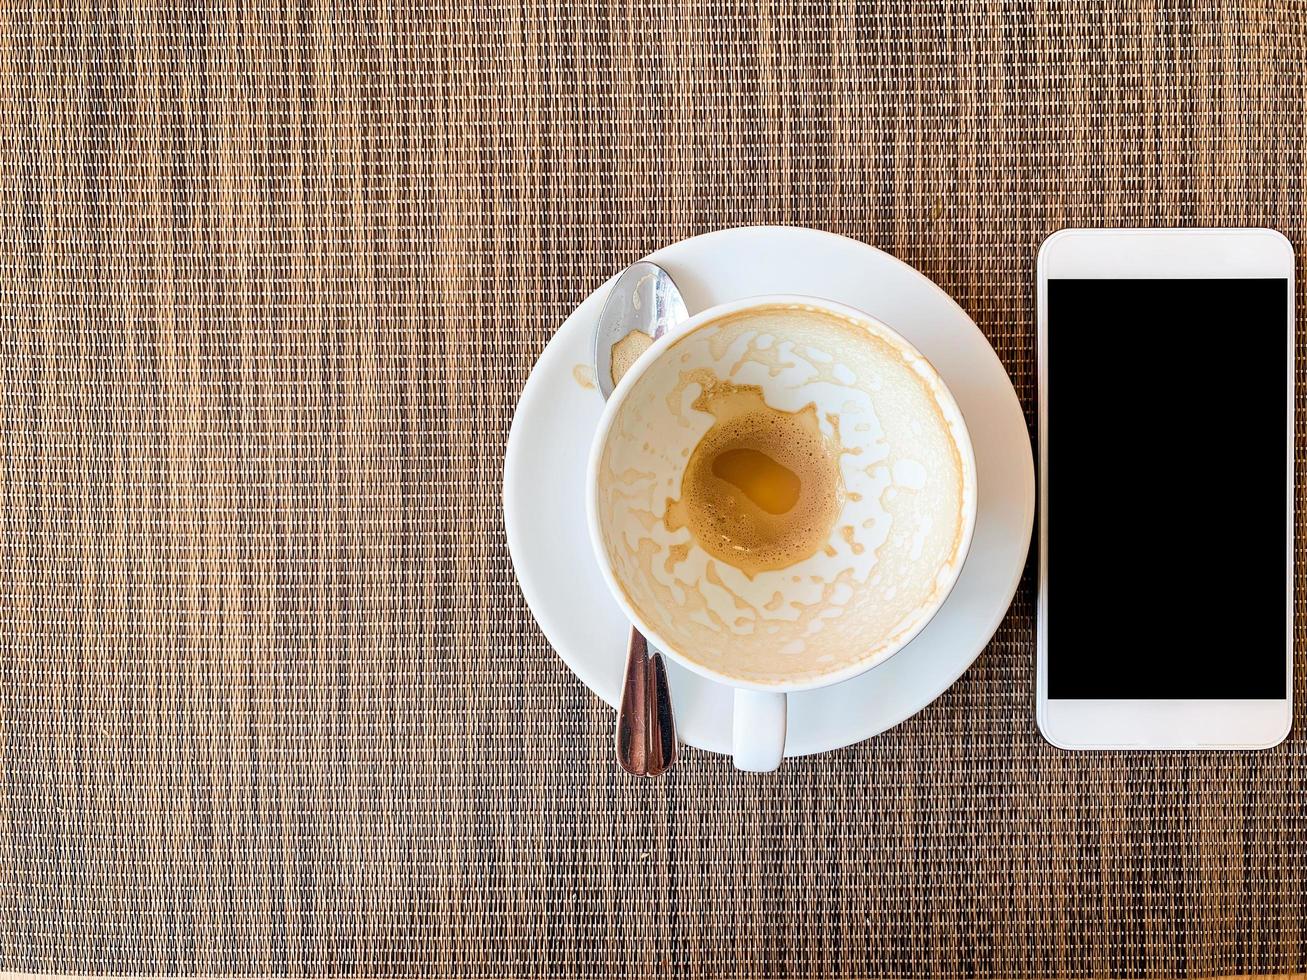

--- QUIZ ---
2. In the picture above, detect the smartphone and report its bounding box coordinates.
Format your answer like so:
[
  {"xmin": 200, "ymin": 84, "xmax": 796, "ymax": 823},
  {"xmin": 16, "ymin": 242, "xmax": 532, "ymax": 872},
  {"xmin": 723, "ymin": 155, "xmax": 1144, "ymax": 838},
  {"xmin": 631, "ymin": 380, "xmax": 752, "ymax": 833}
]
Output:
[{"xmin": 1037, "ymin": 228, "xmax": 1294, "ymax": 750}]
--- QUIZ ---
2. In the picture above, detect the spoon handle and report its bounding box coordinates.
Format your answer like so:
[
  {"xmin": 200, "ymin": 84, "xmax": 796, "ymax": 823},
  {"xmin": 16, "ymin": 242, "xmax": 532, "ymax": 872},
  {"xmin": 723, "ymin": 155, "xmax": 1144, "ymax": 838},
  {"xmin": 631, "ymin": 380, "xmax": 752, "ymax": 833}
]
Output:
[{"xmin": 615, "ymin": 627, "xmax": 677, "ymax": 776}]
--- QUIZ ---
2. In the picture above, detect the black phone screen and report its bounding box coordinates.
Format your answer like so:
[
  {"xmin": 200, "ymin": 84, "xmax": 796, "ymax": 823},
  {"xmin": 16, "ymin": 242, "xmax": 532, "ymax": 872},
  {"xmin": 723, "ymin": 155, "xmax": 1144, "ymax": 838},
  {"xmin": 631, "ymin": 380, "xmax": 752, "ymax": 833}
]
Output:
[{"xmin": 1046, "ymin": 278, "xmax": 1289, "ymax": 699}]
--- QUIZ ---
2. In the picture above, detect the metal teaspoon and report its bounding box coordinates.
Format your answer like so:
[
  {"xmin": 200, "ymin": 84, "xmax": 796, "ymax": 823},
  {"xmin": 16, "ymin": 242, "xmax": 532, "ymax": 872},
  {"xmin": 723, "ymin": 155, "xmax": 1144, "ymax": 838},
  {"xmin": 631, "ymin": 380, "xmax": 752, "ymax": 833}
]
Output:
[{"xmin": 593, "ymin": 261, "xmax": 689, "ymax": 776}]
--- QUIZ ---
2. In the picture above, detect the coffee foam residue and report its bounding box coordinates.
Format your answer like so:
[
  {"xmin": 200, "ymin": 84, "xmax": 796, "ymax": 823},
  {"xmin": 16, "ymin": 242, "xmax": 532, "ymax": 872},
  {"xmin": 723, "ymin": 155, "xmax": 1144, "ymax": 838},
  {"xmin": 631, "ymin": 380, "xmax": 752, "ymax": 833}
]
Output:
[
  {"xmin": 610, "ymin": 330, "xmax": 653, "ymax": 389},
  {"xmin": 572, "ymin": 364, "xmax": 596, "ymax": 389}
]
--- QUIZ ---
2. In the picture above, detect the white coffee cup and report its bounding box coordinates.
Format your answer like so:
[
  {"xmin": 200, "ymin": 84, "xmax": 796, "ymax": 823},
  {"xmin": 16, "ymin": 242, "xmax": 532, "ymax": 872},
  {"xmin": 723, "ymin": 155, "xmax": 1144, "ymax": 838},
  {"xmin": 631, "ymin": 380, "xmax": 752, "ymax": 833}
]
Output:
[{"xmin": 587, "ymin": 295, "xmax": 977, "ymax": 771}]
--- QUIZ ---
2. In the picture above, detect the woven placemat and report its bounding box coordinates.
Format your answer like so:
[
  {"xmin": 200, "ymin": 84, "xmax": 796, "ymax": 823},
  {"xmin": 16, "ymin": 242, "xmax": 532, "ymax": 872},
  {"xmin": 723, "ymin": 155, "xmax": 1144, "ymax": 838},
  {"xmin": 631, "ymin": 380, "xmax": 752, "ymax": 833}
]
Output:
[{"xmin": 0, "ymin": 1, "xmax": 1304, "ymax": 976}]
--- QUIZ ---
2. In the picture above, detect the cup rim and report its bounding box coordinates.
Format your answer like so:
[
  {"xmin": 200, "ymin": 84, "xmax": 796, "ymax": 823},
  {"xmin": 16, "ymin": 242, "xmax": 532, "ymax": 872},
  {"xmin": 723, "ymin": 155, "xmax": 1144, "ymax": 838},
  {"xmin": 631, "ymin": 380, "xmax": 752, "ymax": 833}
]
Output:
[{"xmin": 585, "ymin": 292, "xmax": 979, "ymax": 694}]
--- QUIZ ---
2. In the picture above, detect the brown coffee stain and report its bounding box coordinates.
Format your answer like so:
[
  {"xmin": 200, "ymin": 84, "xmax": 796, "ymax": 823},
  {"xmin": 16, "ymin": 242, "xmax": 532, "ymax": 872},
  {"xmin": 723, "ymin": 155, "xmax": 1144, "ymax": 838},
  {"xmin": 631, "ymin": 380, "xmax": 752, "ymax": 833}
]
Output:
[
  {"xmin": 705, "ymin": 561, "xmax": 753, "ymax": 613},
  {"xmin": 825, "ymin": 412, "xmax": 862, "ymax": 456},
  {"xmin": 622, "ymin": 538, "xmax": 869, "ymax": 663},
  {"xmin": 710, "ymin": 316, "xmax": 877, "ymax": 389},
  {"xmin": 610, "ymin": 330, "xmax": 653, "ymax": 388},
  {"xmin": 572, "ymin": 363, "xmax": 595, "ymax": 389},
  {"xmin": 625, "ymin": 538, "xmax": 735, "ymax": 637},
  {"xmin": 615, "ymin": 467, "xmax": 655, "ymax": 484},
  {"xmin": 663, "ymin": 541, "xmax": 692, "ymax": 576},
  {"xmin": 663, "ymin": 376, "xmax": 844, "ymax": 575},
  {"xmin": 726, "ymin": 335, "xmax": 794, "ymax": 378},
  {"xmin": 840, "ymin": 525, "xmax": 865, "ymax": 555},
  {"xmin": 629, "ymin": 509, "xmax": 659, "ymax": 532}
]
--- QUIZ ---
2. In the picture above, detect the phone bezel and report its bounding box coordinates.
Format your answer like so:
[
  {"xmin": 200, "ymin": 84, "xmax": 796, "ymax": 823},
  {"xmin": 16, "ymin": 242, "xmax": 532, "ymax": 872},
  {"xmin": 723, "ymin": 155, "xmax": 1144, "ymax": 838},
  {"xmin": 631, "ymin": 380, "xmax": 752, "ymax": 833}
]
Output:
[{"xmin": 1036, "ymin": 227, "xmax": 1294, "ymax": 750}]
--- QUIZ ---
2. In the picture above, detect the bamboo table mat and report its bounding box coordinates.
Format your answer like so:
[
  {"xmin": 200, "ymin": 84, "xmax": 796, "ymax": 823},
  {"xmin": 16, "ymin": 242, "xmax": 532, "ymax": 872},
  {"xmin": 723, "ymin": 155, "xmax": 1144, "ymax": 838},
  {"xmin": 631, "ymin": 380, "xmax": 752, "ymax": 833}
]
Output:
[{"xmin": 1, "ymin": 1, "xmax": 1305, "ymax": 976}]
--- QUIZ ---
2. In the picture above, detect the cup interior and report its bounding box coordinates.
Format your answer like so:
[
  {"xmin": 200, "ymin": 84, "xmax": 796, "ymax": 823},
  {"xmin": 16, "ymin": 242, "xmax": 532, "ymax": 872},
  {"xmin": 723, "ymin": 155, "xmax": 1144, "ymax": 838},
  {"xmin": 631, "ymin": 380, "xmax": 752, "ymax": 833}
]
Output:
[{"xmin": 587, "ymin": 296, "xmax": 977, "ymax": 691}]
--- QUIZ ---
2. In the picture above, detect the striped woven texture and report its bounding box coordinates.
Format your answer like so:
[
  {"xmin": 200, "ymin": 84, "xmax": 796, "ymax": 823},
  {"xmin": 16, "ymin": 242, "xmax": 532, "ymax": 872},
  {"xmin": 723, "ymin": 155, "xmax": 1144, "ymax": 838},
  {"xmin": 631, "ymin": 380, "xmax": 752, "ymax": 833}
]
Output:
[{"xmin": 0, "ymin": 1, "xmax": 1304, "ymax": 976}]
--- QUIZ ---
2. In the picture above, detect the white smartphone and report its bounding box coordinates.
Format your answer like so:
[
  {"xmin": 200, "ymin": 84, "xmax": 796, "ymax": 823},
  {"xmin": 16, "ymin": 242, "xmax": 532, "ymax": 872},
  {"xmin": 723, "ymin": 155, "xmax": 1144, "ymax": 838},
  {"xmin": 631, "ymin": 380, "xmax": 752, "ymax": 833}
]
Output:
[{"xmin": 1037, "ymin": 228, "xmax": 1294, "ymax": 750}]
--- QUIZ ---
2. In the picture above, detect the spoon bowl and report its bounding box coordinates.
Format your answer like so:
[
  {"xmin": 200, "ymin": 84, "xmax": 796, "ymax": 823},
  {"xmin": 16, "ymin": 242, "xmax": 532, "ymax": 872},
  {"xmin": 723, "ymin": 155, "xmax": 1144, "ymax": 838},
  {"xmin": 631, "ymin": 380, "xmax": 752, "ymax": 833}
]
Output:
[{"xmin": 594, "ymin": 262, "xmax": 689, "ymax": 400}]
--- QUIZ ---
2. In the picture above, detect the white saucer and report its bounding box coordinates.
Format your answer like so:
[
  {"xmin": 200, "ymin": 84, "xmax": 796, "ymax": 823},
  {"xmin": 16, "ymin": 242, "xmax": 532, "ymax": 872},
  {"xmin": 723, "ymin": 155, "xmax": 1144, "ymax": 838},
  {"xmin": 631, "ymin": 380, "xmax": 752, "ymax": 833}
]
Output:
[{"xmin": 504, "ymin": 227, "xmax": 1034, "ymax": 757}]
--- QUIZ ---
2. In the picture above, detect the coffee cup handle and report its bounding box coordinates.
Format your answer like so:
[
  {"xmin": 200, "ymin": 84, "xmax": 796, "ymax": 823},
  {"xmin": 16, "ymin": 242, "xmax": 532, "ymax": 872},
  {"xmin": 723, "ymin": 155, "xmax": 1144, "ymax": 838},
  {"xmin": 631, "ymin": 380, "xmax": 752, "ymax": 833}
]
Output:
[{"xmin": 732, "ymin": 689, "xmax": 787, "ymax": 772}]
